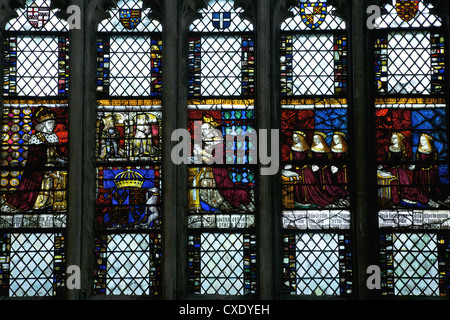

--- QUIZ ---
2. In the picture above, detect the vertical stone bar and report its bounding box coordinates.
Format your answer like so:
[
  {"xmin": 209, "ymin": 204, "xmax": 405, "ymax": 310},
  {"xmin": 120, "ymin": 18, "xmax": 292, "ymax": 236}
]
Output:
[
  {"xmin": 162, "ymin": 0, "xmax": 178, "ymax": 300},
  {"xmin": 176, "ymin": 1, "xmax": 191, "ymax": 299},
  {"xmin": 65, "ymin": 0, "xmax": 84, "ymax": 300},
  {"xmin": 80, "ymin": 0, "xmax": 106, "ymax": 298},
  {"xmin": 256, "ymin": 0, "xmax": 273, "ymax": 300},
  {"xmin": 270, "ymin": 0, "xmax": 286, "ymax": 300},
  {"xmin": 351, "ymin": 0, "xmax": 377, "ymax": 300}
]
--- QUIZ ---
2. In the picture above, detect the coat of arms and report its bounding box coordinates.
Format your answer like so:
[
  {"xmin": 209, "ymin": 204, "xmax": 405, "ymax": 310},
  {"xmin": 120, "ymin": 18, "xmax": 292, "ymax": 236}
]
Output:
[
  {"xmin": 27, "ymin": 6, "xmax": 50, "ymax": 29},
  {"xmin": 212, "ymin": 12, "xmax": 231, "ymax": 30},
  {"xmin": 119, "ymin": 9, "xmax": 142, "ymax": 30},
  {"xmin": 95, "ymin": 169, "xmax": 160, "ymax": 230},
  {"xmin": 396, "ymin": 0, "xmax": 419, "ymax": 22},
  {"xmin": 300, "ymin": 2, "xmax": 327, "ymax": 29}
]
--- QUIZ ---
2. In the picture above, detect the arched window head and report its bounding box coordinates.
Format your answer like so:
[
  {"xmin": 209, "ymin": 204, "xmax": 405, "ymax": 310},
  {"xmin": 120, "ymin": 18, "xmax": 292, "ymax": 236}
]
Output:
[
  {"xmin": 281, "ymin": 0, "xmax": 346, "ymax": 31},
  {"xmin": 190, "ymin": 0, "xmax": 253, "ymax": 32},
  {"xmin": 6, "ymin": 0, "xmax": 68, "ymax": 32},
  {"xmin": 98, "ymin": 0, "xmax": 162, "ymax": 32},
  {"xmin": 374, "ymin": 0, "xmax": 441, "ymax": 29}
]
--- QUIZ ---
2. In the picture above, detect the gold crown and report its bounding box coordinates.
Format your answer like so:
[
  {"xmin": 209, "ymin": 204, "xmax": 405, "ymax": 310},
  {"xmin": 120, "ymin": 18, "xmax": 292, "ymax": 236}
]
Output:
[
  {"xmin": 314, "ymin": 131, "xmax": 327, "ymax": 139},
  {"xmin": 114, "ymin": 170, "xmax": 144, "ymax": 189},
  {"xmin": 334, "ymin": 131, "xmax": 346, "ymax": 138},
  {"xmin": 33, "ymin": 106, "xmax": 56, "ymax": 124},
  {"xmin": 392, "ymin": 132, "xmax": 405, "ymax": 140},
  {"xmin": 293, "ymin": 131, "xmax": 306, "ymax": 137},
  {"xmin": 421, "ymin": 133, "xmax": 434, "ymax": 141}
]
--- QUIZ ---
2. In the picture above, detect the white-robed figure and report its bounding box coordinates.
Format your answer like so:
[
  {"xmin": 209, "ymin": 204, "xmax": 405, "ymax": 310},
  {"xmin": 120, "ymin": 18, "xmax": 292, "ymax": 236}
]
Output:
[
  {"xmin": 133, "ymin": 113, "xmax": 159, "ymax": 157},
  {"xmin": 144, "ymin": 187, "xmax": 160, "ymax": 227},
  {"xmin": 99, "ymin": 114, "xmax": 124, "ymax": 159}
]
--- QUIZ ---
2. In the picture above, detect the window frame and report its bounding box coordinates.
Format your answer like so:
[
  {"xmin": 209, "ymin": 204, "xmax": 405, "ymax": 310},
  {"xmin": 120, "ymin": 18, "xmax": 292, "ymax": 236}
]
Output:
[{"xmin": 0, "ymin": 0, "xmax": 449, "ymax": 301}]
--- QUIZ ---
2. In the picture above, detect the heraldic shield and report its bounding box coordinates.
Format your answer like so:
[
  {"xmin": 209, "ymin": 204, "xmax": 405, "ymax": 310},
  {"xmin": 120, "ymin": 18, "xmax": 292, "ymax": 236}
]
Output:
[
  {"xmin": 119, "ymin": 9, "xmax": 142, "ymax": 30},
  {"xmin": 396, "ymin": 0, "xmax": 419, "ymax": 22},
  {"xmin": 300, "ymin": 1, "xmax": 327, "ymax": 29},
  {"xmin": 95, "ymin": 169, "xmax": 160, "ymax": 230},
  {"xmin": 27, "ymin": 6, "xmax": 50, "ymax": 29},
  {"xmin": 212, "ymin": 12, "xmax": 232, "ymax": 30}
]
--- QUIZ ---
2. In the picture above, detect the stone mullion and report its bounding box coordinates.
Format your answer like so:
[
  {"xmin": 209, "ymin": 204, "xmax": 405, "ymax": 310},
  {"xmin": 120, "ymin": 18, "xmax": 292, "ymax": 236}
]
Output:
[
  {"xmin": 351, "ymin": 0, "xmax": 378, "ymax": 300},
  {"xmin": 175, "ymin": 0, "xmax": 192, "ymax": 299},
  {"xmin": 80, "ymin": 0, "xmax": 109, "ymax": 299},
  {"xmin": 271, "ymin": 0, "xmax": 292, "ymax": 300},
  {"xmin": 162, "ymin": 0, "xmax": 178, "ymax": 300},
  {"xmin": 256, "ymin": 0, "xmax": 274, "ymax": 300},
  {"xmin": 65, "ymin": 0, "xmax": 84, "ymax": 300}
]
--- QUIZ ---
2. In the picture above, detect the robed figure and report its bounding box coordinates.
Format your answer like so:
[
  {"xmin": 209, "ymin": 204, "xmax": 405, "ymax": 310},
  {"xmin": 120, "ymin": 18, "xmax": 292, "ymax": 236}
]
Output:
[
  {"xmin": 132, "ymin": 113, "xmax": 159, "ymax": 157},
  {"xmin": 330, "ymin": 131, "xmax": 350, "ymax": 199},
  {"xmin": 380, "ymin": 132, "xmax": 428, "ymax": 205},
  {"xmin": 190, "ymin": 115, "xmax": 254, "ymax": 212},
  {"xmin": 2, "ymin": 106, "xmax": 67, "ymax": 213},
  {"xmin": 310, "ymin": 131, "xmax": 348, "ymax": 202},
  {"xmin": 286, "ymin": 131, "xmax": 335, "ymax": 208},
  {"xmin": 413, "ymin": 134, "xmax": 445, "ymax": 203}
]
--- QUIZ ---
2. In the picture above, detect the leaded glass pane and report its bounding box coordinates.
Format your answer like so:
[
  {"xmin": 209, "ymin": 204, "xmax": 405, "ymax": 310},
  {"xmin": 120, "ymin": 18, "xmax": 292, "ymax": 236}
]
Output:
[
  {"xmin": 16, "ymin": 36, "xmax": 58, "ymax": 96},
  {"xmin": 188, "ymin": 232, "xmax": 256, "ymax": 295},
  {"xmin": 189, "ymin": 36, "xmax": 254, "ymax": 97},
  {"xmin": 4, "ymin": 35, "xmax": 69, "ymax": 98},
  {"xmin": 93, "ymin": 233, "xmax": 161, "ymax": 295},
  {"xmin": 97, "ymin": 35, "xmax": 162, "ymax": 97},
  {"xmin": 283, "ymin": 233, "xmax": 352, "ymax": 295},
  {"xmin": 109, "ymin": 36, "xmax": 153, "ymax": 96},
  {"xmin": 281, "ymin": 33, "xmax": 347, "ymax": 96},
  {"xmin": 380, "ymin": 233, "xmax": 440, "ymax": 296},
  {"xmin": 200, "ymin": 36, "xmax": 243, "ymax": 96},
  {"xmin": 375, "ymin": 32, "xmax": 444, "ymax": 95},
  {"xmin": 0, "ymin": 233, "xmax": 65, "ymax": 297}
]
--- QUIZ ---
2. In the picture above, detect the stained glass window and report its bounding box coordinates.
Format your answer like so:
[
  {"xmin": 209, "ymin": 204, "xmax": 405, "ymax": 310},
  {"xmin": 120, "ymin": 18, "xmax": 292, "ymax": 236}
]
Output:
[
  {"xmin": 280, "ymin": 0, "xmax": 353, "ymax": 296},
  {"xmin": 372, "ymin": 0, "xmax": 450, "ymax": 296},
  {"xmin": 94, "ymin": 0, "xmax": 162, "ymax": 296},
  {"xmin": 0, "ymin": 0, "xmax": 69, "ymax": 298},
  {"xmin": 186, "ymin": 0, "xmax": 257, "ymax": 296}
]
